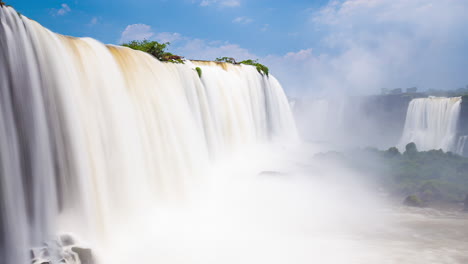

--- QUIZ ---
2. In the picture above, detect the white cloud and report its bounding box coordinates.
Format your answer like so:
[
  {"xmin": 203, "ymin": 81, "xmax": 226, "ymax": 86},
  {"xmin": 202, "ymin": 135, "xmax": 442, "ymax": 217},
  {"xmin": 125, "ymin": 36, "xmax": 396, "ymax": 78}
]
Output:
[
  {"xmin": 261, "ymin": 24, "xmax": 269, "ymax": 31},
  {"xmin": 173, "ymin": 39, "xmax": 255, "ymax": 61},
  {"xmin": 232, "ymin": 16, "xmax": 253, "ymax": 24},
  {"xmin": 199, "ymin": 0, "xmax": 240, "ymax": 7},
  {"xmin": 119, "ymin": 24, "xmax": 154, "ymax": 43},
  {"xmin": 89, "ymin": 17, "xmax": 98, "ymax": 26},
  {"xmin": 265, "ymin": 0, "xmax": 468, "ymax": 96},
  {"xmin": 56, "ymin": 3, "xmax": 71, "ymax": 16},
  {"xmin": 118, "ymin": 25, "xmax": 254, "ymax": 61},
  {"xmin": 154, "ymin": 32, "xmax": 183, "ymax": 44}
]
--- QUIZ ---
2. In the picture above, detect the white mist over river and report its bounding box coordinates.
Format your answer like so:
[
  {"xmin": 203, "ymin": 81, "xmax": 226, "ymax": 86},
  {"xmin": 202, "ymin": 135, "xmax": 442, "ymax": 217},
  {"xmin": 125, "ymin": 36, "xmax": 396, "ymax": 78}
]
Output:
[{"xmin": 1, "ymin": 5, "xmax": 468, "ymax": 264}]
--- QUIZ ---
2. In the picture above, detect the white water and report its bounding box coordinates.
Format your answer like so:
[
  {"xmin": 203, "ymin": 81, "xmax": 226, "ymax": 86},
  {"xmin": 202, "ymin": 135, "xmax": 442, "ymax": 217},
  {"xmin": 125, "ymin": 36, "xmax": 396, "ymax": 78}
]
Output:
[
  {"xmin": 0, "ymin": 6, "xmax": 296, "ymax": 263},
  {"xmin": 398, "ymin": 97, "xmax": 462, "ymax": 152},
  {"xmin": 456, "ymin": 135, "xmax": 468, "ymax": 155}
]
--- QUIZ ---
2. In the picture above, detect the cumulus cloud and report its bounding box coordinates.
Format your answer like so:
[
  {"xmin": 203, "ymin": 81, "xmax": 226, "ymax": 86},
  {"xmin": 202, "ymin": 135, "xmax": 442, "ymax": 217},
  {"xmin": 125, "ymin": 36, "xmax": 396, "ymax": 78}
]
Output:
[
  {"xmin": 53, "ymin": 3, "xmax": 71, "ymax": 16},
  {"xmin": 119, "ymin": 24, "xmax": 155, "ymax": 43},
  {"xmin": 118, "ymin": 0, "xmax": 468, "ymax": 97},
  {"xmin": 119, "ymin": 24, "xmax": 254, "ymax": 61},
  {"xmin": 232, "ymin": 16, "xmax": 253, "ymax": 24},
  {"xmin": 154, "ymin": 32, "xmax": 183, "ymax": 44},
  {"xmin": 173, "ymin": 39, "xmax": 255, "ymax": 61},
  {"xmin": 199, "ymin": 0, "xmax": 240, "ymax": 7},
  {"xmin": 261, "ymin": 24, "xmax": 269, "ymax": 32},
  {"xmin": 266, "ymin": 0, "xmax": 468, "ymax": 96},
  {"xmin": 89, "ymin": 17, "xmax": 98, "ymax": 26}
]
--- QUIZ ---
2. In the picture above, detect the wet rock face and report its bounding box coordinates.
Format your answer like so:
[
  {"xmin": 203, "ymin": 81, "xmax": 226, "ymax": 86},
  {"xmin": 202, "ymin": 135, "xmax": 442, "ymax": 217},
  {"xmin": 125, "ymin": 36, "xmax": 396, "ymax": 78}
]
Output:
[
  {"xmin": 31, "ymin": 234, "xmax": 95, "ymax": 264},
  {"xmin": 71, "ymin": 247, "xmax": 94, "ymax": 264}
]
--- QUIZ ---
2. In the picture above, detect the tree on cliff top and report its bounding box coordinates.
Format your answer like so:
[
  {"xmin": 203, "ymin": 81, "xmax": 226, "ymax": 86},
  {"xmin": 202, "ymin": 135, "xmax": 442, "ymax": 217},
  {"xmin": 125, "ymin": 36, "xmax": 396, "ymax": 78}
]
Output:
[
  {"xmin": 121, "ymin": 40, "xmax": 183, "ymax": 63},
  {"xmin": 215, "ymin": 57, "xmax": 238, "ymax": 64},
  {"xmin": 215, "ymin": 57, "xmax": 269, "ymax": 76}
]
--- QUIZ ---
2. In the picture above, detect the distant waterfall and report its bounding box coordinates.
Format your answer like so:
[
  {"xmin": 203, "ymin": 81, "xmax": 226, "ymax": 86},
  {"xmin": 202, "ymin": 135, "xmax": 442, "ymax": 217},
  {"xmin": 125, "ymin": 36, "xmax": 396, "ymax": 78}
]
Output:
[
  {"xmin": 456, "ymin": 135, "xmax": 468, "ymax": 155},
  {"xmin": 0, "ymin": 6, "xmax": 297, "ymax": 264},
  {"xmin": 398, "ymin": 97, "xmax": 461, "ymax": 152}
]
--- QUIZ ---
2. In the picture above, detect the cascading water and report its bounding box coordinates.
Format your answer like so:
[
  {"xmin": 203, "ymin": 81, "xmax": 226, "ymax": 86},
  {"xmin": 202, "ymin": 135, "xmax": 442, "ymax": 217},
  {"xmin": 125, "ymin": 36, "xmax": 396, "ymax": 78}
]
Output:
[
  {"xmin": 398, "ymin": 96, "xmax": 462, "ymax": 152},
  {"xmin": 0, "ymin": 6, "xmax": 297, "ymax": 264},
  {"xmin": 456, "ymin": 135, "xmax": 468, "ymax": 155}
]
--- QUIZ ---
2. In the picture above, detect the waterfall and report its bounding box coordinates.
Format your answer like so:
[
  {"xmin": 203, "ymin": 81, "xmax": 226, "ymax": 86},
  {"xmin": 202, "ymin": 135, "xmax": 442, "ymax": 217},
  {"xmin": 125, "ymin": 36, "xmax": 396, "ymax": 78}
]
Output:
[
  {"xmin": 398, "ymin": 96, "xmax": 461, "ymax": 152},
  {"xmin": 0, "ymin": 6, "xmax": 297, "ymax": 264},
  {"xmin": 456, "ymin": 135, "xmax": 468, "ymax": 155}
]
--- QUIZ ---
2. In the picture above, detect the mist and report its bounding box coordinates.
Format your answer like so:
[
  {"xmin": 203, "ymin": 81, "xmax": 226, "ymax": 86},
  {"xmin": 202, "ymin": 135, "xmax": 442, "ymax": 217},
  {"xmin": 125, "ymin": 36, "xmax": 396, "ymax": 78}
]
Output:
[{"xmin": 265, "ymin": 0, "xmax": 468, "ymax": 97}]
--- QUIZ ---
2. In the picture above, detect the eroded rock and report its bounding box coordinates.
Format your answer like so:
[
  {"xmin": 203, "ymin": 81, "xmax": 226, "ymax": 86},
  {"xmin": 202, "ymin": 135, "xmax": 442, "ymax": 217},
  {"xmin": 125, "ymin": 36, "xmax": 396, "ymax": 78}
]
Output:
[
  {"xmin": 30, "ymin": 234, "xmax": 95, "ymax": 264},
  {"xmin": 71, "ymin": 247, "xmax": 94, "ymax": 264}
]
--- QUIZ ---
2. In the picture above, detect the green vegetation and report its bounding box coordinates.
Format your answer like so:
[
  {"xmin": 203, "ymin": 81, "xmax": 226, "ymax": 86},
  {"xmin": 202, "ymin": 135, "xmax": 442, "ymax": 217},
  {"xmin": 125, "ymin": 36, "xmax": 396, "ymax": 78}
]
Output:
[
  {"xmin": 195, "ymin": 67, "xmax": 202, "ymax": 78},
  {"xmin": 215, "ymin": 57, "xmax": 269, "ymax": 76},
  {"xmin": 0, "ymin": 1, "xmax": 20, "ymax": 15},
  {"xmin": 403, "ymin": 195, "xmax": 423, "ymax": 207},
  {"xmin": 215, "ymin": 57, "xmax": 238, "ymax": 64},
  {"xmin": 121, "ymin": 40, "xmax": 183, "ymax": 63},
  {"xmin": 239, "ymin": 59, "xmax": 269, "ymax": 76},
  {"xmin": 316, "ymin": 143, "xmax": 468, "ymax": 203},
  {"xmin": 120, "ymin": 42, "xmax": 271, "ymax": 75}
]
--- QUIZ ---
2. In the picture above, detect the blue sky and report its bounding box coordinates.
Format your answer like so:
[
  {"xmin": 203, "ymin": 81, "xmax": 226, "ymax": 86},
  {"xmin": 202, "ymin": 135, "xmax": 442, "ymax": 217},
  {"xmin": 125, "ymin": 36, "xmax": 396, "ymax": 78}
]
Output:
[
  {"xmin": 9, "ymin": 0, "xmax": 329, "ymax": 56},
  {"xmin": 7, "ymin": 0, "xmax": 468, "ymax": 96}
]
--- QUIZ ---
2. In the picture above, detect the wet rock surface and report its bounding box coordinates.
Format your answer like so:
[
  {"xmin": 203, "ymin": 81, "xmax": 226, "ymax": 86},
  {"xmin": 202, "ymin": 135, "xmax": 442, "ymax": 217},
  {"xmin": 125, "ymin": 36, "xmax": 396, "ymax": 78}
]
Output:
[
  {"xmin": 31, "ymin": 234, "xmax": 94, "ymax": 264},
  {"xmin": 71, "ymin": 247, "xmax": 94, "ymax": 264}
]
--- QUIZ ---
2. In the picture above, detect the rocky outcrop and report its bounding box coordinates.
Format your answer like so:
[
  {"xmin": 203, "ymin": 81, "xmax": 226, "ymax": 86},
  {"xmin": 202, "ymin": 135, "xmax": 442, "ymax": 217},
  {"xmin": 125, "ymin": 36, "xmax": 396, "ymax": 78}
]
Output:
[
  {"xmin": 31, "ymin": 234, "xmax": 95, "ymax": 264},
  {"xmin": 403, "ymin": 195, "xmax": 424, "ymax": 207},
  {"xmin": 71, "ymin": 247, "xmax": 95, "ymax": 264}
]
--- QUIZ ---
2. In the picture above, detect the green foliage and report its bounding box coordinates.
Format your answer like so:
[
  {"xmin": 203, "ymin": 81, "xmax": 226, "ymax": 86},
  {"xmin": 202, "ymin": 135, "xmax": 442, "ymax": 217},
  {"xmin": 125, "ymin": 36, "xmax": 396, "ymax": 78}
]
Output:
[
  {"xmin": 214, "ymin": 57, "xmax": 269, "ymax": 76},
  {"xmin": 195, "ymin": 67, "xmax": 202, "ymax": 78},
  {"xmin": 403, "ymin": 195, "xmax": 423, "ymax": 207},
  {"xmin": 316, "ymin": 146, "xmax": 468, "ymax": 202},
  {"xmin": 215, "ymin": 57, "xmax": 238, "ymax": 64},
  {"xmin": 121, "ymin": 40, "xmax": 184, "ymax": 63},
  {"xmin": 240, "ymin": 59, "xmax": 269, "ymax": 76}
]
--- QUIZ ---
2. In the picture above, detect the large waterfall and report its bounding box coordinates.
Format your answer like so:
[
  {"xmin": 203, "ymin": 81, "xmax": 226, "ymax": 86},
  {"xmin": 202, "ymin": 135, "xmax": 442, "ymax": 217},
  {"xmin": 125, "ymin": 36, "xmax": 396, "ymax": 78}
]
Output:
[
  {"xmin": 0, "ymin": 6, "xmax": 297, "ymax": 264},
  {"xmin": 398, "ymin": 97, "xmax": 461, "ymax": 152}
]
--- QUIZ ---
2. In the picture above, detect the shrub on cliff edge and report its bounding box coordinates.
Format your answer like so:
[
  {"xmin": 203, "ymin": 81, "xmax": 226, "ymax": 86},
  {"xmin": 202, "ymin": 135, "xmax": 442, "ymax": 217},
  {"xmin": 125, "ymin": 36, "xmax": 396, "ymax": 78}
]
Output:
[{"xmin": 121, "ymin": 40, "xmax": 183, "ymax": 63}]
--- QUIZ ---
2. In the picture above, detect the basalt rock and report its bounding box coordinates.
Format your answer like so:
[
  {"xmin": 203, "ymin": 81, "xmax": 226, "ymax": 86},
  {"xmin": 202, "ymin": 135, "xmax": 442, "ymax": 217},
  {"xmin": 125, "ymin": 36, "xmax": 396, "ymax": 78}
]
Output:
[
  {"xmin": 71, "ymin": 247, "xmax": 94, "ymax": 264},
  {"xmin": 403, "ymin": 195, "xmax": 424, "ymax": 207},
  {"xmin": 258, "ymin": 171, "xmax": 287, "ymax": 177}
]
